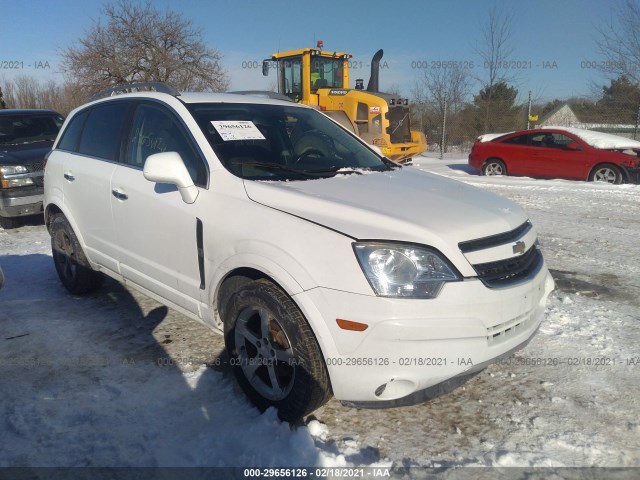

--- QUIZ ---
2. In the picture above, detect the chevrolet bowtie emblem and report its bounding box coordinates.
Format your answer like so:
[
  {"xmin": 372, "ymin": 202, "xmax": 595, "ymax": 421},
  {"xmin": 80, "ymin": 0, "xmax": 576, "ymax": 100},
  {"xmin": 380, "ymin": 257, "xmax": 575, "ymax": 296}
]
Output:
[{"xmin": 512, "ymin": 241, "xmax": 526, "ymax": 255}]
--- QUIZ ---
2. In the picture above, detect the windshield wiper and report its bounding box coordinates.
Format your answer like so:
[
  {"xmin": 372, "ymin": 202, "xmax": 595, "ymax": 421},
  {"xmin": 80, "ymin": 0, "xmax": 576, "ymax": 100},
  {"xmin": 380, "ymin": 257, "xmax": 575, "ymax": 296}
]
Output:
[
  {"xmin": 229, "ymin": 161, "xmax": 362, "ymax": 177},
  {"xmin": 308, "ymin": 166, "xmax": 363, "ymax": 176}
]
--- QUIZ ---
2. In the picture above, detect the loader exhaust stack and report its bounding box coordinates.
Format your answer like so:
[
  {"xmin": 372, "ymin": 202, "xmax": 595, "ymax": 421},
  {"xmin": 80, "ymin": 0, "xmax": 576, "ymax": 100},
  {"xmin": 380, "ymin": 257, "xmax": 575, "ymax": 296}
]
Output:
[{"xmin": 366, "ymin": 49, "xmax": 383, "ymax": 93}]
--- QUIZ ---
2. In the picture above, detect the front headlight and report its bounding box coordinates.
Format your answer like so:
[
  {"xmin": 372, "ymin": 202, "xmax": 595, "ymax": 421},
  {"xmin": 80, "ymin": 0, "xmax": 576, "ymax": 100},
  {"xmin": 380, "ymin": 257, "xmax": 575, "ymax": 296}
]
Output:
[
  {"xmin": 0, "ymin": 165, "xmax": 28, "ymax": 175},
  {"xmin": 353, "ymin": 242, "xmax": 461, "ymax": 298},
  {"xmin": 0, "ymin": 165, "xmax": 34, "ymax": 188}
]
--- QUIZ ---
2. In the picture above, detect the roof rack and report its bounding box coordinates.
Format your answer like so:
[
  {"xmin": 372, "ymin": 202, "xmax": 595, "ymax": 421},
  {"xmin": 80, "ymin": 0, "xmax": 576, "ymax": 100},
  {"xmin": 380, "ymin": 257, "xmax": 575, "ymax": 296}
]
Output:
[
  {"xmin": 89, "ymin": 82, "xmax": 180, "ymax": 102},
  {"xmin": 229, "ymin": 90, "xmax": 294, "ymax": 102}
]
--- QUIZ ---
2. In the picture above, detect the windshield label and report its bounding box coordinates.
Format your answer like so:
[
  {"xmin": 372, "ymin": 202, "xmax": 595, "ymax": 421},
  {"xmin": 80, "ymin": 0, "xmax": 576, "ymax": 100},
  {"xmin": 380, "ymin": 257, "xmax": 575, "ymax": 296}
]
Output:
[{"xmin": 211, "ymin": 121, "xmax": 266, "ymax": 141}]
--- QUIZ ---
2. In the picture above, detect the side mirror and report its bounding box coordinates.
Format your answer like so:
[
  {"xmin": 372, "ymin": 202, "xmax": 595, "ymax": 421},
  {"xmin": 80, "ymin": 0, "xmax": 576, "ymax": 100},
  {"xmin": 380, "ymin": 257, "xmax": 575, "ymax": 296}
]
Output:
[
  {"xmin": 262, "ymin": 60, "xmax": 271, "ymax": 76},
  {"xmin": 143, "ymin": 152, "xmax": 199, "ymax": 204},
  {"xmin": 566, "ymin": 142, "xmax": 581, "ymax": 151}
]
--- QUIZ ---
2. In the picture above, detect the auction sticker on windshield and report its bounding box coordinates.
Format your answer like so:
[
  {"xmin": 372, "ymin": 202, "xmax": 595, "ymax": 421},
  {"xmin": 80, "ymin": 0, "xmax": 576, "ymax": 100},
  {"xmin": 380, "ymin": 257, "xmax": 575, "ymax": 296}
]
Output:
[{"xmin": 211, "ymin": 121, "xmax": 266, "ymax": 141}]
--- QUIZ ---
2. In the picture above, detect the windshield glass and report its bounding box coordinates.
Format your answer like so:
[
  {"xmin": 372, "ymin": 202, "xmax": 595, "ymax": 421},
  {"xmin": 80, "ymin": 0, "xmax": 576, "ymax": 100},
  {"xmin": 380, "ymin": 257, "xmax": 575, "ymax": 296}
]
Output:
[
  {"xmin": 310, "ymin": 57, "xmax": 344, "ymax": 91},
  {"xmin": 188, "ymin": 103, "xmax": 394, "ymax": 181},
  {"xmin": 0, "ymin": 114, "xmax": 64, "ymax": 146}
]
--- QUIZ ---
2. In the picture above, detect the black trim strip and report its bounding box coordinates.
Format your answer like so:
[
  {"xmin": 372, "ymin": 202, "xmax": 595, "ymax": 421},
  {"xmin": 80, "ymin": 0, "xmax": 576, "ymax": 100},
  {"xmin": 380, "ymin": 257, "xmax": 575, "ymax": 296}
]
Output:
[
  {"xmin": 196, "ymin": 218, "xmax": 205, "ymax": 290},
  {"xmin": 458, "ymin": 221, "xmax": 532, "ymax": 253}
]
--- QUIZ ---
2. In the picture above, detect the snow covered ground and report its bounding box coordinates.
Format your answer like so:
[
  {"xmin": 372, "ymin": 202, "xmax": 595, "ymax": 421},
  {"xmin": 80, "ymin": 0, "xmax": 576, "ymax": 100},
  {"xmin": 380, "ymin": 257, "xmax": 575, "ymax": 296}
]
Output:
[{"xmin": 1, "ymin": 154, "xmax": 639, "ymax": 476}]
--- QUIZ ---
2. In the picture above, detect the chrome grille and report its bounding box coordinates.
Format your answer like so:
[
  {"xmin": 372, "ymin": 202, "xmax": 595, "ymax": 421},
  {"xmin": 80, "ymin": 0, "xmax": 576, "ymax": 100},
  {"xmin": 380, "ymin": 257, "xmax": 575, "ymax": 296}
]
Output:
[{"xmin": 26, "ymin": 160, "xmax": 45, "ymax": 173}]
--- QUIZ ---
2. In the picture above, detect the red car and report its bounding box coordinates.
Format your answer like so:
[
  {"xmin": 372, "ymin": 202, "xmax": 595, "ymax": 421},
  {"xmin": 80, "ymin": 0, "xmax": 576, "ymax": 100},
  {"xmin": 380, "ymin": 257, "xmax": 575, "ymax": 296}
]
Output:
[{"xmin": 468, "ymin": 127, "xmax": 640, "ymax": 184}]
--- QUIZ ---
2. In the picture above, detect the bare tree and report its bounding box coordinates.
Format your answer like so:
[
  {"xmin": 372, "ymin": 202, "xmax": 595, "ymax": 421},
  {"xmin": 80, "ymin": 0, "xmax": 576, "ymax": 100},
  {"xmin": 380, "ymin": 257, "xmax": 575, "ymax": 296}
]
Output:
[
  {"xmin": 421, "ymin": 66, "xmax": 470, "ymax": 117},
  {"xmin": 412, "ymin": 66, "xmax": 471, "ymax": 152},
  {"xmin": 61, "ymin": 0, "xmax": 229, "ymax": 99},
  {"xmin": 13, "ymin": 76, "xmax": 40, "ymax": 109},
  {"xmin": 0, "ymin": 76, "xmax": 86, "ymax": 115},
  {"xmin": 1, "ymin": 80, "xmax": 15, "ymax": 108},
  {"xmin": 476, "ymin": 5, "xmax": 516, "ymax": 131},
  {"xmin": 37, "ymin": 80, "xmax": 85, "ymax": 116},
  {"xmin": 595, "ymin": 0, "xmax": 640, "ymax": 84}
]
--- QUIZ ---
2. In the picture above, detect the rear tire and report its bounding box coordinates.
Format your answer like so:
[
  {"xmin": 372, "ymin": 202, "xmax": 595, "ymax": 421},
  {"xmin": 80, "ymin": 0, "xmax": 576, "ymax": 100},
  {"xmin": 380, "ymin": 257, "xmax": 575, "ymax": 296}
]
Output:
[
  {"xmin": 50, "ymin": 214, "xmax": 104, "ymax": 294},
  {"xmin": 482, "ymin": 158, "xmax": 507, "ymax": 176},
  {"xmin": 224, "ymin": 279, "xmax": 332, "ymax": 422},
  {"xmin": 589, "ymin": 164, "xmax": 623, "ymax": 184}
]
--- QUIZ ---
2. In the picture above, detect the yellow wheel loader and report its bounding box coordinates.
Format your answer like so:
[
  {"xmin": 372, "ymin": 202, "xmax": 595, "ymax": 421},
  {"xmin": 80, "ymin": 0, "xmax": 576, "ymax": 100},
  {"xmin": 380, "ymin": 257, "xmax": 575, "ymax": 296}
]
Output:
[{"xmin": 262, "ymin": 44, "xmax": 427, "ymax": 162}]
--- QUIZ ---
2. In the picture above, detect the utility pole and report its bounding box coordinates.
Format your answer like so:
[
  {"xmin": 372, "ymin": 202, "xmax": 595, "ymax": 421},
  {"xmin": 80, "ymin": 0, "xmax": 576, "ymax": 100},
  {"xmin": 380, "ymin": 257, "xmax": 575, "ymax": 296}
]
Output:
[
  {"xmin": 527, "ymin": 90, "xmax": 532, "ymax": 130},
  {"xmin": 441, "ymin": 96, "xmax": 447, "ymax": 160}
]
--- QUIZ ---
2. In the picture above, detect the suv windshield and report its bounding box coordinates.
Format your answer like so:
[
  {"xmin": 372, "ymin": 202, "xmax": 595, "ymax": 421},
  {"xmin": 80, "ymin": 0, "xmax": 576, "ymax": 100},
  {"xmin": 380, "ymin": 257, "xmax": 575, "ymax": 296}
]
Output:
[
  {"xmin": 0, "ymin": 113, "xmax": 64, "ymax": 146},
  {"xmin": 188, "ymin": 103, "xmax": 394, "ymax": 180}
]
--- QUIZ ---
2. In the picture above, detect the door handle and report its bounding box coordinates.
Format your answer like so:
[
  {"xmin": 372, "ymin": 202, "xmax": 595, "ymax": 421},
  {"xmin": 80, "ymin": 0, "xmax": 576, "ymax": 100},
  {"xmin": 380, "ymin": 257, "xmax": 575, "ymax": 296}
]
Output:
[
  {"xmin": 63, "ymin": 172, "xmax": 75, "ymax": 181},
  {"xmin": 111, "ymin": 189, "xmax": 128, "ymax": 201}
]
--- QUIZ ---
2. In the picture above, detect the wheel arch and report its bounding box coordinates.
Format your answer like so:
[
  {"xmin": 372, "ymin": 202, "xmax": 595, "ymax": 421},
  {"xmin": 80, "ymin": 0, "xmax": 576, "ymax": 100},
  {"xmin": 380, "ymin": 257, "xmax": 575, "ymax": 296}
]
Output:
[
  {"xmin": 484, "ymin": 156, "xmax": 506, "ymax": 166},
  {"xmin": 45, "ymin": 202, "xmax": 88, "ymax": 249},
  {"xmin": 211, "ymin": 262, "xmax": 336, "ymax": 378},
  {"xmin": 44, "ymin": 203, "xmax": 64, "ymax": 233},
  {"xmin": 588, "ymin": 162, "xmax": 628, "ymax": 183},
  {"xmin": 215, "ymin": 267, "xmax": 274, "ymax": 327},
  {"xmin": 483, "ymin": 157, "xmax": 507, "ymax": 175}
]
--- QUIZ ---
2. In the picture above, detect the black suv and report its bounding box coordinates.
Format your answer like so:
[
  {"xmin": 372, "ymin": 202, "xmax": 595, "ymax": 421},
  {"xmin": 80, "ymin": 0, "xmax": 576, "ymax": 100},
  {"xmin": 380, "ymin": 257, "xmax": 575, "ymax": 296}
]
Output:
[{"xmin": 0, "ymin": 109, "xmax": 64, "ymax": 228}]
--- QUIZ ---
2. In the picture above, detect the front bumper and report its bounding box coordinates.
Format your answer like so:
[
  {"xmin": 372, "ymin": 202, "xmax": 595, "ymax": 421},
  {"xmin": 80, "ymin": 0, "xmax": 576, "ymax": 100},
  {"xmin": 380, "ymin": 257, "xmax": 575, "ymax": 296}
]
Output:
[
  {"xmin": 0, "ymin": 191, "xmax": 44, "ymax": 218},
  {"xmin": 624, "ymin": 166, "xmax": 640, "ymax": 184},
  {"xmin": 294, "ymin": 264, "xmax": 554, "ymax": 404},
  {"xmin": 381, "ymin": 131, "xmax": 428, "ymax": 163}
]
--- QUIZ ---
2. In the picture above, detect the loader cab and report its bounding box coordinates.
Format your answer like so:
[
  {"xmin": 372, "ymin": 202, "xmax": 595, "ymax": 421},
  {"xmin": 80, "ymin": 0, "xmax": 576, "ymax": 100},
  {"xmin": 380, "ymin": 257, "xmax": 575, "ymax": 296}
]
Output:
[
  {"xmin": 309, "ymin": 57, "xmax": 345, "ymax": 92},
  {"xmin": 265, "ymin": 48, "xmax": 351, "ymax": 104}
]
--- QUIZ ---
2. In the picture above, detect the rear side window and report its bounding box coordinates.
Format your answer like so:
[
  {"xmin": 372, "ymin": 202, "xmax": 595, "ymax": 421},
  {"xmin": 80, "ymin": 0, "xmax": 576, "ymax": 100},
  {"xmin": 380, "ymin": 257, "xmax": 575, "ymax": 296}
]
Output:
[
  {"xmin": 57, "ymin": 110, "xmax": 88, "ymax": 152},
  {"xmin": 77, "ymin": 102, "xmax": 130, "ymax": 161},
  {"xmin": 502, "ymin": 133, "xmax": 528, "ymax": 145}
]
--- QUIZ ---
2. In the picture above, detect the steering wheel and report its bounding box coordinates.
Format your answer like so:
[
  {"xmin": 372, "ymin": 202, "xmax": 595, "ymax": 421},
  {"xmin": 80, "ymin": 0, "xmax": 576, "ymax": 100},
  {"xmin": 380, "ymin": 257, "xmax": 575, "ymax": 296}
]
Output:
[
  {"xmin": 292, "ymin": 130, "xmax": 336, "ymax": 164},
  {"xmin": 294, "ymin": 148, "xmax": 326, "ymax": 165}
]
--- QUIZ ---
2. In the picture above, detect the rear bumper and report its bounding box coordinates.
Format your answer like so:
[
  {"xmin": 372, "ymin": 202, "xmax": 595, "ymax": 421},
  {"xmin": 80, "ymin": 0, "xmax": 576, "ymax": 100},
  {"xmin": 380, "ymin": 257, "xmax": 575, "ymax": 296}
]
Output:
[{"xmin": 467, "ymin": 150, "xmax": 483, "ymax": 171}]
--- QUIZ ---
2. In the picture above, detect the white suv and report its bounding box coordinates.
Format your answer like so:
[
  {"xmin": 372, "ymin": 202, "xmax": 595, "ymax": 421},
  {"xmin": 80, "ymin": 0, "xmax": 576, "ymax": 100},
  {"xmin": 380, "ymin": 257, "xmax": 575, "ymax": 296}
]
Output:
[{"xmin": 44, "ymin": 83, "xmax": 554, "ymax": 421}]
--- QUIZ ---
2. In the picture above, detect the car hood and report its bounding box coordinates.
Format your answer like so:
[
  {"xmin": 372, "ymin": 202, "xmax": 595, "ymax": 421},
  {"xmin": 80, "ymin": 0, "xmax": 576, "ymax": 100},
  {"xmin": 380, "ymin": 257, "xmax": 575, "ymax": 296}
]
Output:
[
  {"xmin": 243, "ymin": 167, "xmax": 528, "ymax": 257},
  {"xmin": 0, "ymin": 141, "xmax": 53, "ymax": 166}
]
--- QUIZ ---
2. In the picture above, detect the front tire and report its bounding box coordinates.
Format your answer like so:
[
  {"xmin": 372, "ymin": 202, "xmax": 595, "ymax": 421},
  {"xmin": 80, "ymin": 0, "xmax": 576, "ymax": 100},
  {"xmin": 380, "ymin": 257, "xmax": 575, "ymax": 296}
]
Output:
[
  {"xmin": 482, "ymin": 158, "xmax": 507, "ymax": 176},
  {"xmin": 589, "ymin": 164, "xmax": 623, "ymax": 184},
  {"xmin": 50, "ymin": 214, "xmax": 104, "ymax": 294},
  {"xmin": 0, "ymin": 216, "xmax": 19, "ymax": 229},
  {"xmin": 224, "ymin": 279, "xmax": 332, "ymax": 421}
]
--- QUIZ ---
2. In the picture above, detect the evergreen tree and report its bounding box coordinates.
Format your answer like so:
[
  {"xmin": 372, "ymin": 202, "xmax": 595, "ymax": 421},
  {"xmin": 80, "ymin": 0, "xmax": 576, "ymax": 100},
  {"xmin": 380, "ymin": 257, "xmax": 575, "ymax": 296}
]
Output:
[{"xmin": 466, "ymin": 81, "xmax": 523, "ymax": 134}]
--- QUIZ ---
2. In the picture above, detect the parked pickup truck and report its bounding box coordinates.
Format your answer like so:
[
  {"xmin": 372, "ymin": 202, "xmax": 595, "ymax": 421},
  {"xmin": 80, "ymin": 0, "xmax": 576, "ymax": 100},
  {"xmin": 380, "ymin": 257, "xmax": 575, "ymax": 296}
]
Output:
[{"xmin": 0, "ymin": 109, "xmax": 64, "ymax": 228}]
